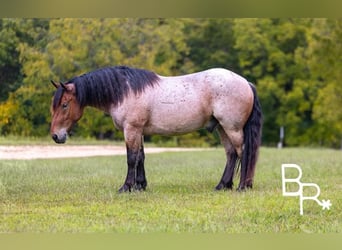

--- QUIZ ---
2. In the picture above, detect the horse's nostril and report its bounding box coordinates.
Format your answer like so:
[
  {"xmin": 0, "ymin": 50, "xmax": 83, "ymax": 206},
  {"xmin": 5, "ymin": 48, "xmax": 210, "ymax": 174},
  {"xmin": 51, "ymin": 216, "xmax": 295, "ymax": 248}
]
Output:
[{"xmin": 52, "ymin": 134, "xmax": 58, "ymax": 142}]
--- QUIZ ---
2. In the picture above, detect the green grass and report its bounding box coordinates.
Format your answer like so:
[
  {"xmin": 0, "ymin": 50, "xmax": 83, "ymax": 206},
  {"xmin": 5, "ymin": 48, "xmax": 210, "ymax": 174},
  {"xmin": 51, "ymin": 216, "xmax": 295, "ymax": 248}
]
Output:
[
  {"xmin": 0, "ymin": 136, "xmax": 122, "ymax": 146},
  {"xmin": 0, "ymin": 147, "xmax": 341, "ymax": 232}
]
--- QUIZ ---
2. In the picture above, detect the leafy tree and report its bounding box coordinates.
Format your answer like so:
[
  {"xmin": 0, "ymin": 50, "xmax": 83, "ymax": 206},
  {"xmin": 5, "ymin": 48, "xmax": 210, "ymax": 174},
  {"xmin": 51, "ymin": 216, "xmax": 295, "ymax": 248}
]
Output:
[
  {"xmin": 0, "ymin": 18, "xmax": 341, "ymax": 148},
  {"xmin": 0, "ymin": 19, "xmax": 50, "ymax": 135},
  {"xmin": 184, "ymin": 19, "xmax": 239, "ymax": 72},
  {"xmin": 233, "ymin": 19, "xmax": 314, "ymax": 146},
  {"xmin": 0, "ymin": 19, "xmax": 22, "ymax": 102},
  {"xmin": 308, "ymin": 19, "xmax": 342, "ymax": 147},
  {"xmin": 1, "ymin": 18, "xmax": 191, "ymax": 138},
  {"xmin": 0, "ymin": 19, "xmax": 49, "ymax": 102}
]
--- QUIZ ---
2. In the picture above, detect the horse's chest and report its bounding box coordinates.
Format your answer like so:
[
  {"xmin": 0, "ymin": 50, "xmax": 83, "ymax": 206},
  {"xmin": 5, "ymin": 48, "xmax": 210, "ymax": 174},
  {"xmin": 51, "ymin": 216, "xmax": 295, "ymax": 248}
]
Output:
[
  {"xmin": 109, "ymin": 97, "xmax": 150, "ymax": 131},
  {"xmin": 111, "ymin": 113, "xmax": 124, "ymax": 131}
]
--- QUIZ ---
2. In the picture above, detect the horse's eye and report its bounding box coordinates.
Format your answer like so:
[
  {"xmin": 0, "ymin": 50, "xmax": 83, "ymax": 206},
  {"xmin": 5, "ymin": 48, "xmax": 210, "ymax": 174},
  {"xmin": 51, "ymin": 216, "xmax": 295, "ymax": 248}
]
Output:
[{"xmin": 62, "ymin": 103, "xmax": 68, "ymax": 109}]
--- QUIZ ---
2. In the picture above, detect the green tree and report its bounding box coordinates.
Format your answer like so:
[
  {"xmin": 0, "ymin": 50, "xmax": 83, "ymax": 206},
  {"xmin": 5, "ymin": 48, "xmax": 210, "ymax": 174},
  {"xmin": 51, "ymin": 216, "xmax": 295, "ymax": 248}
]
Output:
[
  {"xmin": 184, "ymin": 19, "xmax": 238, "ymax": 72},
  {"xmin": 233, "ymin": 19, "xmax": 314, "ymax": 146},
  {"xmin": 308, "ymin": 19, "xmax": 342, "ymax": 147},
  {"xmin": 0, "ymin": 19, "xmax": 22, "ymax": 102},
  {"xmin": 1, "ymin": 18, "xmax": 341, "ymax": 148},
  {"xmin": 0, "ymin": 19, "xmax": 49, "ymax": 102},
  {"xmin": 0, "ymin": 19, "xmax": 50, "ymax": 135},
  {"xmin": 1, "ymin": 18, "xmax": 191, "ymax": 138}
]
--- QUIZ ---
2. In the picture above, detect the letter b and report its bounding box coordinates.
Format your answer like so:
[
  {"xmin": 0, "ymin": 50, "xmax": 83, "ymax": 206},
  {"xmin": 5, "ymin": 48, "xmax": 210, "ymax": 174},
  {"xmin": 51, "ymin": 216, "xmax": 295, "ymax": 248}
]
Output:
[{"xmin": 281, "ymin": 164, "xmax": 303, "ymax": 197}]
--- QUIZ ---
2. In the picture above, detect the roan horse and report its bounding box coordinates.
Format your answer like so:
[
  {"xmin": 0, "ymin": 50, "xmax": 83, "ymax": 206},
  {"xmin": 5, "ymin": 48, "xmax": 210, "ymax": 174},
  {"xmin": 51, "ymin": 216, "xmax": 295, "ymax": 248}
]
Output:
[{"xmin": 50, "ymin": 66, "xmax": 262, "ymax": 192}]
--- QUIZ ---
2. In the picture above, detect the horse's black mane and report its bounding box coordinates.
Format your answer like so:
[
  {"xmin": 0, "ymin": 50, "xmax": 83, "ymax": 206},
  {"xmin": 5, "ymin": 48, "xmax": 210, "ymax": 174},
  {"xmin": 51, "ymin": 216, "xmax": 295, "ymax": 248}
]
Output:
[{"xmin": 53, "ymin": 66, "xmax": 159, "ymax": 110}]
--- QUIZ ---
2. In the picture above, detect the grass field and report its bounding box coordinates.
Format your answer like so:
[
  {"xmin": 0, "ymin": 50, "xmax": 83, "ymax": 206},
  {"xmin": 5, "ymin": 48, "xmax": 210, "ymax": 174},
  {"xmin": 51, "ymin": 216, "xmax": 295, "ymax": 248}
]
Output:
[{"xmin": 0, "ymin": 147, "xmax": 341, "ymax": 233}]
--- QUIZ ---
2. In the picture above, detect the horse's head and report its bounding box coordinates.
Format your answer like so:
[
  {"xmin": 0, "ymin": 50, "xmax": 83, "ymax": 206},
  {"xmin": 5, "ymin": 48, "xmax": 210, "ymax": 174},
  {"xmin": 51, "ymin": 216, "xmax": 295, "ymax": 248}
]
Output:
[{"xmin": 50, "ymin": 81, "xmax": 84, "ymax": 143}]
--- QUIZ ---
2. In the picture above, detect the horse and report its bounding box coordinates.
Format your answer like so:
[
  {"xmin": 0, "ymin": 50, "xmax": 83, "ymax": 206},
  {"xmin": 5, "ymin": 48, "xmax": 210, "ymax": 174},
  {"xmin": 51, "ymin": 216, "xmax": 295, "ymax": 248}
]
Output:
[{"xmin": 50, "ymin": 66, "xmax": 262, "ymax": 192}]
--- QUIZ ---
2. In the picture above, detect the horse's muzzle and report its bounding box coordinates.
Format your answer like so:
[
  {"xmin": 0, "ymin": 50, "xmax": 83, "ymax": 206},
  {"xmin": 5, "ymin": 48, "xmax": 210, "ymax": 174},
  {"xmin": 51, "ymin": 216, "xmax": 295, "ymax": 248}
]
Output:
[{"xmin": 52, "ymin": 134, "xmax": 67, "ymax": 144}]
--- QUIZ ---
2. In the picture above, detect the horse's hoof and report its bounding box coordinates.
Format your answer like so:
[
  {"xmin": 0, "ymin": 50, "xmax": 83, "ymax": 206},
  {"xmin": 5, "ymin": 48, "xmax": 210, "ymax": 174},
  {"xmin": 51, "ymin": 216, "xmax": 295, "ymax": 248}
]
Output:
[
  {"xmin": 215, "ymin": 182, "xmax": 233, "ymax": 191},
  {"xmin": 215, "ymin": 183, "xmax": 225, "ymax": 191},
  {"xmin": 133, "ymin": 183, "xmax": 146, "ymax": 191},
  {"xmin": 237, "ymin": 184, "xmax": 253, "ymax": 192},
  {"xmin": 134, "ymin": 180, "xmax": 147, "ymax": 191},
  {"xmin": 236, "ymin": 186, "xmax": 246, "ymax": 192},
  {"xmin": 118, "ymin": 184, "xmax": 131, "ymax": 193}
]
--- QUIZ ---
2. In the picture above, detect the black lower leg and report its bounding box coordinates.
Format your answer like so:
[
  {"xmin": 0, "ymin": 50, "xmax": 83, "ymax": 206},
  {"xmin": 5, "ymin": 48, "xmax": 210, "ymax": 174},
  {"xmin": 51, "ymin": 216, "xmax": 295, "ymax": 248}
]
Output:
[
  {"xmin": 215, "ymin": 151, "xmax": 238, "ymax": 190},
  {"xmin": 118, "ymin": 147, "xmax": 139, "ymax": 193},
  {"xmin": 135, "ymin": 144, "xmax": 147, "ymax": 191},
  {"xmin": 237, "ymin": 155, "xmax": 248, "ymax": 191}
]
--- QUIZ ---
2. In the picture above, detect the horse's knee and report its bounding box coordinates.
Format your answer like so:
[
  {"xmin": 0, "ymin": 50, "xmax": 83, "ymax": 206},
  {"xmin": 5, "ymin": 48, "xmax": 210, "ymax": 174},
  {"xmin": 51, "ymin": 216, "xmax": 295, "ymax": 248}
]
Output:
[
  {"xmin": 224, "ymin": 129, "xmax": 243, "ymax": 158},
  {"xmin": 232, "ymin": 145, "xmax": 241, "ymax": 159}
]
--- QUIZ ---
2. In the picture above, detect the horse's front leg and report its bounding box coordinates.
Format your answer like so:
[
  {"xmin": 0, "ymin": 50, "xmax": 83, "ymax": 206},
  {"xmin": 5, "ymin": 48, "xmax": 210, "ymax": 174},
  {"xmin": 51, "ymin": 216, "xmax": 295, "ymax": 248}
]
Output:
[
  {"xmin": 118, "ymin": 127, "xmax": 146, "ymax": 192},
  {"xmin": 135, "ymin": 140, "xmax": 147, "ymax": 191}
]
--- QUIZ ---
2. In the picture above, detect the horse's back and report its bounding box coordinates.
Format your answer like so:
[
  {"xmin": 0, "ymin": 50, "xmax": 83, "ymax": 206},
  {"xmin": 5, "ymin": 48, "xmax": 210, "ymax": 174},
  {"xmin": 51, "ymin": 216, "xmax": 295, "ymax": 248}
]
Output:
[
  {"xmin": 169, "ymin": 68, "xmax": 254, "ymax": 130},
  {"xmin": 144, "ymin": 68, "xmax": 253, "ymax": 135},
  {"xmin": 110, "ymin": 68, "xmax": 254, "ymax": 136},
  {"xmin": 200, "ymin": 68, "xmax": 249, "ymax": 90},
  {"xmin": 170, "ymin": 68, "xmax": 253, "ymax": 112}
]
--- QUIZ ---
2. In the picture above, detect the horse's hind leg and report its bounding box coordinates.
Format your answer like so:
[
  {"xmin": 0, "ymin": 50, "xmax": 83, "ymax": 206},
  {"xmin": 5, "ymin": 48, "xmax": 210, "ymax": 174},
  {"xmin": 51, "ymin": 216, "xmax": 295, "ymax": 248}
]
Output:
[
  {"xmin": 218, "ymin": 124, "xmax": 250, "ymax": 191},
  {"xmin": 225, "ymin": 128, "xmax": 249, "ymax": 191},
  {"xmin": 215, "ymin": 126, "xmax": 238, "ymax": 190}
]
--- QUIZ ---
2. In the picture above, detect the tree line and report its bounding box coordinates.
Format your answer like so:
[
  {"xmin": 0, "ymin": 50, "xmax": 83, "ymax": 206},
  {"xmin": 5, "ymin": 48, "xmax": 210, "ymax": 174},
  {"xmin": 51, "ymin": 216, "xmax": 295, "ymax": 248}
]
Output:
[{"xmin": 0, "ymin": 18, "xmax": 341, "ymax": 148}]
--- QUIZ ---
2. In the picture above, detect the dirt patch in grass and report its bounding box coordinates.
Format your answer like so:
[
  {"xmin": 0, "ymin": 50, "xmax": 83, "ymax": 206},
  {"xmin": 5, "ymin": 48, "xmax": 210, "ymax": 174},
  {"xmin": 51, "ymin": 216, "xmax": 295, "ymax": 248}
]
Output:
[{"xmin": 0, "ymin": 145, "xmax": 208, "ymax": 160}]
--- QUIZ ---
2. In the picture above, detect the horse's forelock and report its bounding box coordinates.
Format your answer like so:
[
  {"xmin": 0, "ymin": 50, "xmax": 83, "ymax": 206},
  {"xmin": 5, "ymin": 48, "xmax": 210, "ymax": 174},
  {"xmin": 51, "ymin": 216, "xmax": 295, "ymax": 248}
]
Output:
[{"xmin": 52, "ymin": 87, "xmax": 64, "ymax": 111}]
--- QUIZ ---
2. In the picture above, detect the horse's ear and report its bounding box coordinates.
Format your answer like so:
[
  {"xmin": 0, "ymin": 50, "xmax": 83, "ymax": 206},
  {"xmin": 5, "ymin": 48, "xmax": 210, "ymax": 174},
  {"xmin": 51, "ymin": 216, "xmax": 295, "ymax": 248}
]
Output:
[
  {"xmin": 61, "ymin": 82, "xmax": 76, "ymax": 95},
  {"xmin": 60, "ymin": 82, "xmax": 67, "ymax": 90},
  {"xmin": 51, "ymin": 80, "xmax": 59, "ymax": 89}
]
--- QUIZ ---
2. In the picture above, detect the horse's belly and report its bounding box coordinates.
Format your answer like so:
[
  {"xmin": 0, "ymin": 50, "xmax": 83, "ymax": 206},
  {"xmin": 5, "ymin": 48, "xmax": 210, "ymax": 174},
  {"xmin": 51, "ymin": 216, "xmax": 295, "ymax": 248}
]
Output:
[
  {"xmin": 144, "ymin": 107, "xmax": 209, "ymax": 135},
  {"xmin": 143, "ymin": 122, "xmax": 204, "ymax": 136},
  {"xmin": 144, "ymin": 80, "xmax": 212, "ymax": 135}
]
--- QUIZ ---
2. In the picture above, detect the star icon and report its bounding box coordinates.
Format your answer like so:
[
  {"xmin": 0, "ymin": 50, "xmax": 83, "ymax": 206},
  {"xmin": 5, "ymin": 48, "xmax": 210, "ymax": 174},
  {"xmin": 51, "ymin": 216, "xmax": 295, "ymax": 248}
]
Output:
[{"xmin": 321, "ymin": 199, "xmax": 332, "ymax": 210}]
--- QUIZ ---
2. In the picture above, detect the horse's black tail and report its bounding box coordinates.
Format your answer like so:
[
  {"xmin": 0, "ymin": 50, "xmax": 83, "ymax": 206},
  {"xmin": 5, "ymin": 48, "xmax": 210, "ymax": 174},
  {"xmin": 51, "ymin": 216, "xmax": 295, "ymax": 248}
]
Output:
[{"xmin": 239, "ymin": 82, "xmax": 263, "ymax": 190}]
